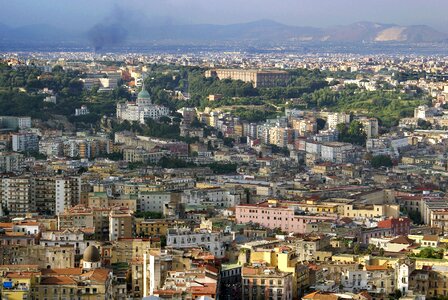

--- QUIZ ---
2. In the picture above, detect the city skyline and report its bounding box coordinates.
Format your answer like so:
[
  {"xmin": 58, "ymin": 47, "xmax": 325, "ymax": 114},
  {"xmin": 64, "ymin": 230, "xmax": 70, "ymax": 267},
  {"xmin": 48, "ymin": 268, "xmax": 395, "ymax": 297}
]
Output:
[{"xmin": 1, "ymin": 0, "xmax": 448, "ymax": 32}]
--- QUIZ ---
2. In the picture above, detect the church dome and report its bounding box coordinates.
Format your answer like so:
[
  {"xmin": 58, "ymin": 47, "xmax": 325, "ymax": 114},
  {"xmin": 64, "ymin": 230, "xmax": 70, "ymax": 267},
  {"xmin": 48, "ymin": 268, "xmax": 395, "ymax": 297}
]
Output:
[
  {"xmin": 137, "ymin": 88, "xmax": 151, "ymax": 99},
  {"xmin": 83, "ymin": 245, "xmax": 101, "ymax": 263}
]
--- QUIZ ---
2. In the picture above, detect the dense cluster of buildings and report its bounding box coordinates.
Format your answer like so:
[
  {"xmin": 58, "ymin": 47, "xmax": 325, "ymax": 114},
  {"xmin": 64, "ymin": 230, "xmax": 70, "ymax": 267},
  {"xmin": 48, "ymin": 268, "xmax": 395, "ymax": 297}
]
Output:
[{"xmin": 3, "ymin": 52, "xmax": 448, "ymax": 300}]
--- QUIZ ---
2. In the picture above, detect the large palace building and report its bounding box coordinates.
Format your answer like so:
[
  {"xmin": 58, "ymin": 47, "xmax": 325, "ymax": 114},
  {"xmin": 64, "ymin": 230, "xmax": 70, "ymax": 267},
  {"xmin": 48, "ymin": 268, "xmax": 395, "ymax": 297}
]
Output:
[{"xmin": 205, "ymin": 69, "xmax": 290, "ymax": 88}]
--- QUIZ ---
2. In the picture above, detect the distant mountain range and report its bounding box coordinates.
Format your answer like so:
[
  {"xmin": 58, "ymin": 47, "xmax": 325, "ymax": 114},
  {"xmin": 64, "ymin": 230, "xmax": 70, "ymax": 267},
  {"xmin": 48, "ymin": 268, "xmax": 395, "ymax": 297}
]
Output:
[{"xmin": 0, "ymin": 20, "xmax": 447, "ymax": 48}]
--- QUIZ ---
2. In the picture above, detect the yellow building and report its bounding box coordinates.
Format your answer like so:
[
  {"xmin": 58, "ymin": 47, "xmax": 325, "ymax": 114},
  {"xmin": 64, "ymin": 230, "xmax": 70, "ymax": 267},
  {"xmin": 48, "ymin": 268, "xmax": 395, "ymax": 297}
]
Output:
[
  {"xmin": 1, "ymin": 271, "xmax": 39, "ymax": 300},
  {"xmin": 249, "ymin": 246, "xmax": 308, "ymax": 299},
  {"xmin": 343, "ymin": 204, "xmax": 400, "ymax": 218},
  {"xmin": 135, "ymin": 218, "xmax": 172, "ymax": 237}
]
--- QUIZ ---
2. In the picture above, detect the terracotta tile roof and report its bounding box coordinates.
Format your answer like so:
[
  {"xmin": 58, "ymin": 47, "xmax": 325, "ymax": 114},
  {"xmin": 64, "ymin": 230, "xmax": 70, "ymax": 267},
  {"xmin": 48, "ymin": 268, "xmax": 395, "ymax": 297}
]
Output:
[
  {"xmin": 5, "ymin": 272, "xmax": 38, "ymax": 279},
  {"xmin": 357, "ymin": 291, "xmax": 372, "ymax": 300},
  {"xmin": 154, "ymin": 290, "xmax": 183, "ymax": 295},
  {"xmin": 423, "ymin": 235, "xmax": 439, "ymax": 241},
  {"xmin": 81, "ymin": 268, "xmax": 110, "ymax": 283},
  {"xmin": 365, "ymin": 265, "xmax": 389, "ymax": 271},
  {"xmin": 40, "ymin": 276, "xmax": 77, "ymax": 285},
  {"xmin": 389, "ymin": 235, "xmax": 413, "ymax": 245},
  {"xmin": 41, "ymin": 268, "xmax": 83, "ymax": 276},
  {"xmin": 0, "ymin": 265, "xmax": 39, "ymax": 269},
  {"xmin": 189, "ymin": 283, "xmax": 217, "ymax": 295},
  {"xmin": 340, "ymin": 217, "xmax": 353, "ymax": 224},
  {"xmin": 0, "ymin": 222, "xmax": 13, "ymax": 229},
  {"xmin": 303, "ymin": 291, "xmax": 339, "ymax": 300}
]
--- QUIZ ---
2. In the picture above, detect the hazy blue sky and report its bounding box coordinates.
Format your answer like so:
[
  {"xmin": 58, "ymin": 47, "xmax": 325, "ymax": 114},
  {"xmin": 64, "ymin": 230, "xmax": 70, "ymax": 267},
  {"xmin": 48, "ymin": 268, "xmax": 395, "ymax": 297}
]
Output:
[{"xmin": 1, "ymin": 0, "xmax": 447, "ymax": 31}]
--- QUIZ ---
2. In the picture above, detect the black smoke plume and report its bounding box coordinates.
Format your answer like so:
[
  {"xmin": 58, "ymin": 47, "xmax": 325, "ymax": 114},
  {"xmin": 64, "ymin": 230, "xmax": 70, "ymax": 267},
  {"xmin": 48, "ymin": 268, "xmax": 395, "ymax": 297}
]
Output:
[
  {"xmin": 86, "ymin": 4, "xmax": 129, "ymax": 52},
  {"xmin": 87, "ymin": 23, "xmax": 128, "ymax": 51}
]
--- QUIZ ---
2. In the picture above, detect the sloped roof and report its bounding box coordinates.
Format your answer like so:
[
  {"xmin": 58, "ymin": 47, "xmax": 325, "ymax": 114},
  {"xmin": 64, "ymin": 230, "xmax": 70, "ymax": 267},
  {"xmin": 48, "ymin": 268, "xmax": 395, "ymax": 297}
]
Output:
[{"xmin": 389, "ymin": 235, "xmax": 413, "ymax": 244}]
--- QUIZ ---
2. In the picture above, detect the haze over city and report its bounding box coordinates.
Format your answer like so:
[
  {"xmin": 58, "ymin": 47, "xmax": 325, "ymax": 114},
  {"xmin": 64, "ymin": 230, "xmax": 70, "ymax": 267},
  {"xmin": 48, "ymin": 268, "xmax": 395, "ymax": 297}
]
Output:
[
  {"xmin": 2, "ymin": 1, "xmax": 448, "ymax": 300},
  {"xmin": 1, "ymin": 0, "xmax": 448, "ymax": 30}
]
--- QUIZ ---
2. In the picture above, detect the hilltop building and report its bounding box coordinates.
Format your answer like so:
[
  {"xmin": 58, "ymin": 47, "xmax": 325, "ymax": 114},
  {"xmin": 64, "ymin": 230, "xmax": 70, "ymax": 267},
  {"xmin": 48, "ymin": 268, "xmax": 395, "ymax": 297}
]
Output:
[{"xmin": 116, "ymin": 83, "xmax": 169, "ymax": 124}]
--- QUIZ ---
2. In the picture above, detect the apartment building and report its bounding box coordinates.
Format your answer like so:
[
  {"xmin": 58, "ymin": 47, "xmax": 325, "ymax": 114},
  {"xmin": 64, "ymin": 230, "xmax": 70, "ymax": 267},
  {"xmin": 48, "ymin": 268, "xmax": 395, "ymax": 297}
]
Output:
[
  {"xmin": 12, "ymin": 131, "xmax": 39, "ymax": 152},
  {"xmin": 166, "ymin": 227, "xmax": 229, "ymax": 258},
  {"xmin": 0, "ymin": 152, "xmax": 24, "ymax": 173},
  {"xmin": 242, "ymin": 265, "xmax": 293, "ymax": 300},
  {"xmin": 1, "ymin": 176, "xmax": 34, "ymax": 215},
  {"xmin": 182, "ymin": 187, "xmax": 245, "ymax": 208},
  {"xmin": 109, "ymin": 207, "xmax": 134, "ymax": 241}
]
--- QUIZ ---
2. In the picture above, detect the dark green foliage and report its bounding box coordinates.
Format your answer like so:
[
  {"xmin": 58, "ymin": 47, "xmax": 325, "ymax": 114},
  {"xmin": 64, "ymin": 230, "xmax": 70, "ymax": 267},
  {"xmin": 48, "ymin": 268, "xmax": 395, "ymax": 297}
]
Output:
[
  {"xmin": 207, "ymin": 162, "xmax": 237, "ymax": 174},
  {"xmin": 271, "ymin": 145, "xmax": 290, "ymax": 156},
  {"xmin": 0, "ymin": 91, "xmax": 47, "ymax": 119},
  {"xmin": 316, "ymin": 118, "xmax": 326, "ymax": 131},
  {"xmin": 68, "ymin": 113, "xmax": 102, "ymax": 124},
  {"xmin": 157, "ymin": 157, "xmax": 196, "ymax": 168},
  {"xmin": 26, "ymin": 151, "xmax": 47, "ymax": 160},
  {"xmin": 371, "ymin": 155, "xmax": 393, "ymax": 168},
  {"xmin": 189, "ymin": 72, "xmax": 259, "ymax": 99},
  {"xmin": 411, "ymin": 247, "xmax": 443, "ymax": 259},
  {"xmin": 156, "ymin": 157, "xmax": 237, "ymax": 174},
  {"xmin": 223, "ymin": 137, "xmax": 235, "ymax": 147},
  {"xmin": 391, "ymin": 290, "xmax": 402, "ymax": 300},
  {"xmin": 417, "ymin": 118, "xmax": 432, "ymax": 129},
  {"xmin": 231, "ymin": 108, "xmax": 279, "ymax": 123},
  {"xmin": 337, "ymin": 121, "xmax": 367, "ymax": 146},
  {"xmin": 0, "ymin": 63, "xmax": 131, "ymax": 126},
  {"xmin": 145, "ymin": 118, "xmax": 180, "ymax": 139},
  {"xmin": 407, "ymin": 210, "xmax": 422, "ymax": 225},
  {"xmin": 392, "ymin": 71, "xmax": 427, "ymax": 82},
  {"xmin": 102, "ymin": 152, "xmax": 123, "ymax": 161},
  {"xmin": 303, "ymin": 84, "xmax": 429, "ymax": 127},
  {"xmin": 134, "ymin": 211, "xmax": 163, "ymax": 219}
]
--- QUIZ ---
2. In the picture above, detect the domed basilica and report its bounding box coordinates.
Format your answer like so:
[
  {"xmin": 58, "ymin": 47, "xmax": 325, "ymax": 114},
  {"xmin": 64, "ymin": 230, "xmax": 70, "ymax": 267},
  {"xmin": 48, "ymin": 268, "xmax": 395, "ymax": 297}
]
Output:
[{"xmin": 116, "ymin": 82, "xmax": 169, "ymax": 124}]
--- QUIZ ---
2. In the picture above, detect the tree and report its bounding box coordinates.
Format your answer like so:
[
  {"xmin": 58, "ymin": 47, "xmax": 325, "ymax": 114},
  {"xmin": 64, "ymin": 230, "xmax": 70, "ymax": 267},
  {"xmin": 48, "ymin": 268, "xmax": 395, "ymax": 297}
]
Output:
[
  {"xmin": 392, "ymin": 289, "xmax": 402, "ymax": 300},
  {"xmin": 353, "ymin": 243, "xmax": 360, "ymax": 255},
  {"xmin": 371, "ymin": 155, "xmax": 393, "ymax": 169},
  {"xmin": 412, "ymin": 247, "xmax": 443, "ymax": 259},
  {"xmin": 159, "ymin": 116, "xmax": 171, "ymax": 124},
  {"xmin": 417, "ymin": 118, "xmax": 432, "ymax": 129},
  {"xmin": 316, "ymin": 118, "xmax": 326, "ymax": 131},
  {"xmin": 407, "ymin": 210, "xmax": 422, "ymax": 225},
  {"xmin": 379, "ymin": 248, "xmax": 385, "ymax": 256},
  {"xmin": 337, "ymin": 121, "xmax": 367, "ymax": 146},
  {"xmin": 366, "ymin": 244, "xmax": 376, "ymax": 254}
]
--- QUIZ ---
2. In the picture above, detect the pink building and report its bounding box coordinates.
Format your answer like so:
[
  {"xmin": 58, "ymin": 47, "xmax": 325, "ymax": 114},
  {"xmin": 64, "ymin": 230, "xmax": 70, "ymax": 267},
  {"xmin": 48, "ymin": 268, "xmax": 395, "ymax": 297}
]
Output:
[{"xmin": 235, "ymin": 200, "xmax": 337, "ymax": 233}]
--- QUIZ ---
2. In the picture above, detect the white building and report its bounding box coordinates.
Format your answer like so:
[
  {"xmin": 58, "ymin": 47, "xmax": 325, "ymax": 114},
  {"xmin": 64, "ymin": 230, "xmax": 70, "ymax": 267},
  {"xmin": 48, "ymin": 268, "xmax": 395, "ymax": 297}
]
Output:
[
  {"xmin": 327, "ymin": 112, "xmax": 350, "ymax": 129},
  {"xmin": 181, "ymin": 188, "xmax": 244, "ymax": 208},
  {"xmin": 341, "ymin": 269, "xmax": 369, "ymax": 292},
  {"xmin": 12, "ymin": 132, "xmax": 39, "ymax": 152},
  {"xmin": 395, "ymin": 261, "xmax": 414, "ymax": 295},
  {"xmin": 12, "ymin": 221, "xmax": 42, "ymax": 235},
  {"xmin": 414, "ymin": 105, "xmax": 435, "ymax": 120},
  {"xmin": 116, "ymin": 83, "xmax": 169, "ymax": 124},
  {"xmin": 166, "ymin": 227, "xmax": 230, "ymax": 258},
  {"xmin": 0, "ymin": 116, "xmax": 31, "ymax": 129},
  {"xmin": 320, "ymin": 142, "xmax": 354, "ymax": 163},
  {"xmin": 75, "ymin": 105, "xmax": 90, "ymax": 116},
  {"xmin": 44, "ymin": 95, "xmax": 57, "ymax": 104},
  {"xmin": 41, "ymin": 229, "xmax": 87, "ymax": 256},
  {"xmin": 138, "ymin": 192, "xmax": 173, "ymax": 213},
  {"xmin": 0, "ymin": 152, "xmax": 24, "ymax": 173},
  {"xmin": 55, "ymin": 177, "xmax": 81, "ymax": 215}
]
